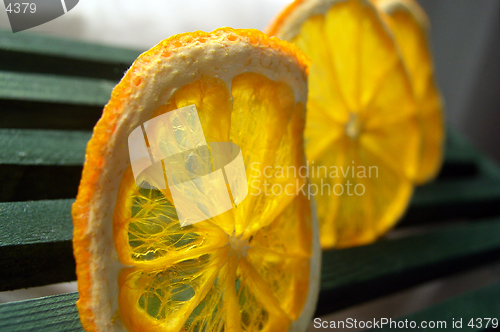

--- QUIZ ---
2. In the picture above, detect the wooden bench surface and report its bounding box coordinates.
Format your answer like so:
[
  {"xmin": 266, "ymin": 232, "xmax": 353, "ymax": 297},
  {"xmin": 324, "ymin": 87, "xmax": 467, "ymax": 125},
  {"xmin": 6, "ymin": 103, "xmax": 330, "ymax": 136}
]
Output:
[{"xmin": 0, "ymin": 28, "xmax": 499, "ymax": 331}]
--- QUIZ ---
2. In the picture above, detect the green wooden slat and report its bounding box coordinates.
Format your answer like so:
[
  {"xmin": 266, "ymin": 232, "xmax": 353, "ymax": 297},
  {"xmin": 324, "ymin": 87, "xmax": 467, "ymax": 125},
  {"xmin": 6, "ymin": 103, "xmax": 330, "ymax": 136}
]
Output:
[
  {"xmin": 438, "ymin": 129, "xmax": 500, "ymax": 181},
  {"xmin": 435, "ymin": 130, "xmax": 478, "ymax": 179},
  {"xmin": 0, "ymin": 29, "xmax": 141, "ymax": 64},
  {"xmin": 0, "ymin": 283, "xmax": 497, "ymax": 332},
  {"xmin": 0, "ymin": 129, "xmax": 90, "ymax": 165},
  {"xmin": 321, "ymin": 219, "xmax": 500, "ymax": 289},
  {"xmin": 0, "ymin": 71, "xmax": 114, "ymax": 105},
  {"xmin": 0, "ymin": 199, "xmax": 74, "ymax": 246},
  {"xmin": 0, "ymin": 29, "xmax": 141, "ymax": 81},
  {"xmin": 443, "ymin": 129, "xmax": 478, "ymax": 165},
  {"xmin": 0, "ymin": 127, "xmax": 485, "ymax": 169},
  {"xmin": 0, "ymin": 129, "xmax": 88, "ymax": 201},
  {"xmin": 411, "ymin": 176, "xmax": 500, "ymax": 207},
  {"xmin": 0, "ymin": 293, "xmax": 83, "ymax": 332},
  {"xmin": 371, "ymin": 282, "xmax": 500, "ymax": 331},
  {"xmin": 317, "ymin": 218, "xmax": 500, "ymax": 315},
  {"xmin": 478, "ymin": 151, "xmax": 500, "ymax": 181},
  {"xmin": 0, "ymin": 200, "xmax": 76, "ymax": 291},
  {"xmin": 402, "ymin": 132, "xmax": 500, "ymax": 225},
  {"xmin": 0, "ymin": 128, "xmax": 477, "ymax": 167}
]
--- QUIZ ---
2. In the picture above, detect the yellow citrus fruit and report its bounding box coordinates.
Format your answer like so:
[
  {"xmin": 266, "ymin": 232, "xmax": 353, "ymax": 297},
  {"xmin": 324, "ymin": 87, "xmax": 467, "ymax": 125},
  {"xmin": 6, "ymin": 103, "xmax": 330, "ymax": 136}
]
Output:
[
  {"xmin": 374, "ymin": 0, "xmax": 445, "ymax": 184},
  {"xmin": 268, "ymin": 0, "xmax": 420, "ymax": 248},
  {"xmin": 72, "ymin": 28, "xmax": 321, "ymax": 331}
]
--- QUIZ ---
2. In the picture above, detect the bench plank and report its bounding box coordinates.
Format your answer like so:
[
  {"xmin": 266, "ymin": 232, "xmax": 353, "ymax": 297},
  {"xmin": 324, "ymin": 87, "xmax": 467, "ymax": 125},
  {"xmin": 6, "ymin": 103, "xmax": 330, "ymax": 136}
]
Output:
[
  {"xmin": 401, "ymin": 131, "xmax": 500, "ymax": 226},
  {"xmin": 0, "ymin": 199, "xmax": 74, "ymax": 246},
  {"xmin": 0, "ymin": 129, "xmax": 89, "ymax": 165},
  {"xmin": 403, "ymin": 175, "xmax": 500, "ymax": 225},
  {"xmin": 0, "ymin": 29, "xmax": 140, "ymax": 64},
  {"xmin": 0, "ymin": 28, "xmax": 141, "ymax": 81},
  {"xmin": 1, "ymin": 282, "xmax": 497, "ymax": 332},
  {"xmin": 0, "ymin": 71, "xmax": 114, "ymax": 106},
  {"xmin": 0, "ymin": 293, "xmax": 83, "ymax": 332},
  {"xmin": 317, "ymin": 218, "xmax": 500, "ymax": 315},
  {"xmin": 0, "ymin": 128, "xmax": 476, "ymax": 167},
  {"xmin": 0, "ymin": 200, "xmax": 76, "ymax": 291},
  {"xmin": 371, "ymin": 282, "xmax": 500, "ymax": 331}
]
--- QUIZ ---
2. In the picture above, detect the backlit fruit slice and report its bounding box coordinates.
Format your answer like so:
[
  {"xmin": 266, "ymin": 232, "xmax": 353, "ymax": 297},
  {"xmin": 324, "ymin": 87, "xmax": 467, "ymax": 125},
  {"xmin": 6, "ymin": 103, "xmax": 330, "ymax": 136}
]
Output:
[
  {"xmin": 268, "ymin": 0, "xmax": 420, "ymax": 248},
  {"xmin": 374, "ymin": 0, "xmax": 445, "ymax": 184},
  {"xmin": 72, "ymin": 28, "xmax": 321, "ymax": 332}
]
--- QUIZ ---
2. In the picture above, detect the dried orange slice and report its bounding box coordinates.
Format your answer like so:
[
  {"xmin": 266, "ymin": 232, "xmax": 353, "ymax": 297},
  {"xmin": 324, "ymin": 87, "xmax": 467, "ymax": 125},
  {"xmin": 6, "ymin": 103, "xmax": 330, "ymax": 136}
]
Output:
[
  {"xmin": 72, "ymin": 28, "xmax": 320, "ymax": 331},
  {"xmin": 374, "ymin": 0, "xmax": 445, "ymax": 184},
  {"xmin": 268, "ymin": 0, "xmax": 420, "ymax": 248}
]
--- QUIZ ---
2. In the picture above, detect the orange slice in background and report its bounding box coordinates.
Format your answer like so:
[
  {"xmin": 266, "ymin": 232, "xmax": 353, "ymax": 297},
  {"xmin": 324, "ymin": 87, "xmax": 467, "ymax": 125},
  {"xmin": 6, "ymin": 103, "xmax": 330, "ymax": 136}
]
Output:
[
  {"xmin": 268, "ymin": 0, "xmax": 420, "ymax": 248},
  {"xmin": 374, "ymin": 0, "xmax": 445, "ymax": 184},
  {"xmin": 72, "ymin": 28, "xmax": 320, "ymax": 331}
]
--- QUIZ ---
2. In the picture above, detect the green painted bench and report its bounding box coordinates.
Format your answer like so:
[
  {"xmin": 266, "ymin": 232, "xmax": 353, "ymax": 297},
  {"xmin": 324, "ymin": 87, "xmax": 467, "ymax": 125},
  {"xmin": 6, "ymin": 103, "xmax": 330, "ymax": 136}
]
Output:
[{"xmin": 0, "ymin": 29, "xmax": 499, "ymax": 331}]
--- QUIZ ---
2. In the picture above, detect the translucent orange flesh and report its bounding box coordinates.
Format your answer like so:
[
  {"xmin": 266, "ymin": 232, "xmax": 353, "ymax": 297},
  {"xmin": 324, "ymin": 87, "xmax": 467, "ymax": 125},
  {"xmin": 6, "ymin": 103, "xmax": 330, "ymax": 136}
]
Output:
[
  {"xmin": 287, "ymin": 0, "xmax": 419, "ymax": 248},
  {"xmin": 113, "ymin": 74, "xmax": 312, "ymax": 331},
  {"xmin": 383, "ymin": 7, "xmax": 444, "ymax": 184}
]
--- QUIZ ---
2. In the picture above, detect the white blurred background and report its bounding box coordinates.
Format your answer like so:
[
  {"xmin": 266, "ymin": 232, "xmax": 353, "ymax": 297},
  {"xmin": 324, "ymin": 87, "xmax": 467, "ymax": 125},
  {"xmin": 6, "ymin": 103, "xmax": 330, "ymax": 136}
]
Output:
[{"xmin": 0, "ymin": 0, "xmax": 293, "ymax": 49}]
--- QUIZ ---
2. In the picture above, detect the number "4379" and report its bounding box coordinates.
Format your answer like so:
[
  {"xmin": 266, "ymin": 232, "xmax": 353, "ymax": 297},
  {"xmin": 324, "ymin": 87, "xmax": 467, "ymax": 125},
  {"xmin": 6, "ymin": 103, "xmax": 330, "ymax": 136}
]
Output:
[
  {"xmin": 468, "ymin": 318, "xmax": 499, "ymax": 329},
  {"xmin": 6, "ymin": 2, "xmax": 36, "ymax": 14}
]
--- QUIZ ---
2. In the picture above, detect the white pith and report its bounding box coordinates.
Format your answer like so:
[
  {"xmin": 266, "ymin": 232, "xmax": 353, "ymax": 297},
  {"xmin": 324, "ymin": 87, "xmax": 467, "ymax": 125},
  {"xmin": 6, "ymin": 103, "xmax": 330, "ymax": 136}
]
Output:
[
  {"xmin": 272, "ymin": 0, "xmax": 351, "ymax": 41},
  {"xmin": 376, "ymin": 0, "xmax": 430, "ymax": 30},
  {"xmin": 271, "ymin": 0, "xmax": 396, "ymax": 44}
]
